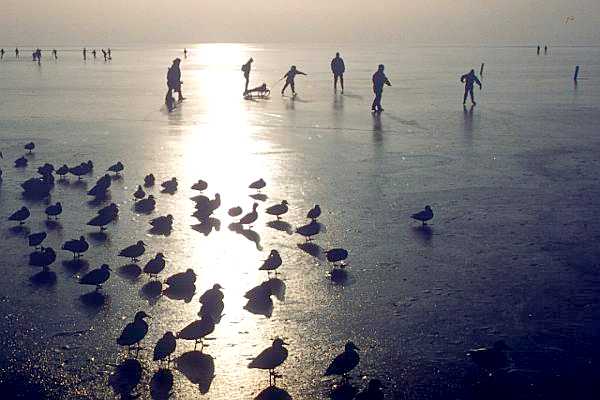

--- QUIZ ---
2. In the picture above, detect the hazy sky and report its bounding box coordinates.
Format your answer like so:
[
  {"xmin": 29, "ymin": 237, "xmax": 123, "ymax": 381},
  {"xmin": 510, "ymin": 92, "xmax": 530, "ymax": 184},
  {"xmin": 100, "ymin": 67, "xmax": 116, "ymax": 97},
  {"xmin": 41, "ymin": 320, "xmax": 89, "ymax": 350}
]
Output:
[{"xmin": 2, "ymin": 0, "xmax": 599, "ymax": 45}]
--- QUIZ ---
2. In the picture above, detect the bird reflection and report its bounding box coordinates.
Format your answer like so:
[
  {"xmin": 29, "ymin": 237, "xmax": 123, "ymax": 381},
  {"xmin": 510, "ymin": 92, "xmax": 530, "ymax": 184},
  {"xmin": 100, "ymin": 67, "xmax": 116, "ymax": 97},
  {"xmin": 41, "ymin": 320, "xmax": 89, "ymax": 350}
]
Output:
[
  {"xmin": 250, "ymin": 193, "xmax": 268, "ymax": 202},
  {"xmin": 108, "ymin": 358, "xmax": 143, "ymax": 399},
  {"xmin": 44, "ymin": 220, "xmax": 62, "ymax": 231},
  {"xmin": 8, "ymin": 225, "xmax": 30, "ymax": 237},
  {"xmin": 62, "ymin": 259, "xmax": 89, "ymax": 273},
  {"xmin": 88, "ymin": 231, "xmax": 109, "ymax": 244},
  {"xmin": 80, "ymin": 291, "xmax": 108, "ymax": 308},
  {"xmin": 140, "ymin": 280, "xmax": 163, "ymax": 305},
  {"xmin": 266, "ymin": 220, "xmax": 294, "ymax": 235},
  {"xmin": 176, "ymin": 351, "xmax": 215, "ymax": 394},
  {"xmin": 329, "ymin": 382, "xmax": 358, "ymax": 400},
  {"xmin": 330, "ymin": 268, "xmax": 349, "ymax": 285},
  {"xmin": 150, "ymin": 368, "xmax": 174, "ymax": 400},
  {"xmin": 254, "ymin": 386, "xmax": 292, "ymax": 400},
  {"xmin": 29, "ymin": 270, "xmax": 57, "ymax": 286},
  {"xmin": 191, "ymin": 217, "xmax": 221, "ymax": 236},
  {"xmin": 297, "ymin": 242, "xmax": 326, "ymax": 260},
  {"xmin": 163, "ymin": 269, "xmax": 197, "ymax": 303},
  {"xmin": 229, "ymin": 223, "xmax": 263, "ymax": 251},
  {"xmin": 411, "ymin": 225, "xmax": 433, "ymax": 245},
  {"xmin": 244, "ymin": 278, "xmax": 286, "ymax": 318}
]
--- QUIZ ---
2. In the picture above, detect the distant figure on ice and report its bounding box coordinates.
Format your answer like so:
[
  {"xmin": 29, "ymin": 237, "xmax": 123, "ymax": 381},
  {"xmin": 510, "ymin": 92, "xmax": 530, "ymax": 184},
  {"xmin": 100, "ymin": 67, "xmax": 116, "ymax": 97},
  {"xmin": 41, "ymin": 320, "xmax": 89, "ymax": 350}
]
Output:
[
  {"xmin": 331, "ymin": 52, "xmax": 346, "ymax": 93},
  {"xmin": 15, "ymin": 48, "xmax": 19, "ymax": 58},
  {"xmin": 101, "ymin": 49, "xmax": 107, "ymax": 61},
  {"xmin": 460, "ymin": 69, "xmax": 482, "ymax": 106},
  {"xmin": 167, "ymin": 58, "xmax": 185, "ymax": 104},
  {"xmin": 184, "ymin": 48, "xmax": 187, "ymax": 58},
  {"xmin": 107, "ymin": 48, "xmax": 112, "ymax": 60},
  {"xmin": 372, "ymin": 64, "xmax": 391, "ymax": 113},
  {"xmin": 92, "ymin": 49, "xmax": 97, "ymax": 59},
  {"xmin": 281, "ymin": 65, "xmax": 307, "ymax": 96},
  {"xmin": 35, "ymin": 48, "xmax": 41, "ymax": 64},
  {"xmin": 241, "ymin": 58, "xmax": 253, "ymax": 94},
  {"xmin": 83, "ymin": 47, "xmax": 87, "ymax": 61},
  {"xmin": 52, "ymin": 49, "xmax": 58, "ymax": 60},
  {"xmin": 544, "ymin": 45, "xmax": 548, "ymax": 55},
  {"xmin": 0, "ymin": 49, "xmax": 4, "ymax": 60},
  {"xmin": 537, "ymin": 45, "xmax": 540, "ymax": 55}
]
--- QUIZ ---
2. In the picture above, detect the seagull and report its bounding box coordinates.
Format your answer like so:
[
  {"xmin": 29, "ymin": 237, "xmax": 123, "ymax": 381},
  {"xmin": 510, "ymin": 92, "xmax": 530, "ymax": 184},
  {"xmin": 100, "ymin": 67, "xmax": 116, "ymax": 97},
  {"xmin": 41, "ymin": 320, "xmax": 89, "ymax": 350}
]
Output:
[
  {"xmin": 150, "ymin": 214, "xmax": 173, "ymax": 233},
  {"xmin": 307, "ymin": 204, "xmax": 321, "ymax": 221},
  {"xmin": 248, "ymin": 338, "xmax": 289, "ymax": 386},
  {"xmin": 117, "ymin": 311, "xmax": 151, "ymax": 351},
  {"xmin": 87, "ymin": 212, "xmax": 116, "ymax": 231},
  {"xmin": 79, "ymin": 264, "xmax": 112, "ymax": 291},
  {"xmin": 28, "ymin": 232, "xmax": 47, "ymax": 249},
  {"xmin": 24, "ymin": 142, "xmax": 35, "ymax": 154},
  {"xmin": 355, "ymin": 379, "xmax": 384, "ymax": 400},
  {"xmin": 14, "ymin": 156, "xmax": 28, "ymax": 168},
  {"xmin": 69, "ymin": 163, "xmax": 90, "ymax": 179},
  {"xmin": 107, "ymin": 161, "xmax": 124, "ymax": 176},
  {"xmin": 153, "ymin": 332, "xmax": 177, "ymax": 363},
  {"xmin": 135, "ymin": 195, "xmax": 156, "ymax": 213},
  {"xmin": 8, "ymin": 206, "xmax": 30, "ymax": 225},
  {"xmin": 45, "ymin": 202, "xmax": 62, "ymax": 220},
  {"xmin": 143, "ymin": 253, "xmax": 166, "ymax": 278},
  {"xmin": 324, "ymin": 341, "xmax": 360, "ymax": 380},
  {"xmin": 259, "ymin": 250, "xmax": 282, "ymax": 274},
  {"xmin": 199, "ymin": 284, "xmax": 224, "ymax": 309},
  {"xmin": 133, "ymin": 185, "xmax": 145, "ymax": 200},
  {"xmin": 176, "ymin": 315, "xmax": 215, "ymax": 351},
  {"xmin": 296, "ymin": 220, "xmax": 321, "ymax": 241},
  {"xmin": 56, "ymin": 164, "xmax": 69, "ymax": 179},
  {"xmin": 239, "ymin": 203, "xmax": 259, "ymax": 226},
  {"xmin": 326, "ymin": 248, "xmax": 348, "ymax": 267},
  {"xmin": 161, "ymin": 177, "xmax": 178, "ymax": 194},
  {"xmin": 29, "ymin": 247, "xmax": 57, "ymax": 271},
  {"xmin": 119, "ymin": 240, "xmax": 147, "ymax": 262},
  {"xmin": 228, "ymin": 206, "xmax": 242, "ymax": 217},
  {"xmin": 85, "ymin": 160, "xmax": 94, "ymax": 171},
  {"xmin": 37, "ymin": 163, "xmax": 55, "ymax": 176},
  {"xmin": 249, "ymin": 178, "xmax": 266, "ymax": 192},
  {"xmin": 411, "ymin": 205, "xmax": 433, "ymax": 226},
  {"xmin": 467, "ymin": 340, "xmax": 511, "ymax": 372},
  {"xmin": 98, "ymin": 203, "xmax": 119, "ymax": 218},
  {"xmin": 191, "ymin": 180, "xmax": 208, "ymax": 192},
  {"xmin": 144, "ymin": 174, "xmax": 155, "ymax": 187},
  {"xmin": 62, "ymin": 236, "xmax": 89, "ymax": 259},
  {"xmin": 266, "ymin": 200, "xmax": 289, "ymax": 220}
]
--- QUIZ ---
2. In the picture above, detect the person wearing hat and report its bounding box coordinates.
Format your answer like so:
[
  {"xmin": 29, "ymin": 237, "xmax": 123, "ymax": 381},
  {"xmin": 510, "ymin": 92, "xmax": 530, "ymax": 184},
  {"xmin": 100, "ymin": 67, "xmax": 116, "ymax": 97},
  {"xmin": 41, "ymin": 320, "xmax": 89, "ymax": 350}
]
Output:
[
  {"xmin": 372, "ymin": 64, "xmax": 391, "ymax": 113},
  {"xmin": 167, "ymin": 58, "xmax": 185, "ymax": 103}
]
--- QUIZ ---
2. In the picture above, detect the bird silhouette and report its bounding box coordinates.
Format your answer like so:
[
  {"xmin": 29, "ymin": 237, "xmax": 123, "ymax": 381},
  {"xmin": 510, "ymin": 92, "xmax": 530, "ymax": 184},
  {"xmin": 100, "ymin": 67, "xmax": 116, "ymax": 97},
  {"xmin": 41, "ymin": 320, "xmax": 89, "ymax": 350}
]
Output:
[
  {"xmin": 14, "ymin": 156, "xmax": 28, "ymax": 168},
  {"xmin": 411, "ymin": 205, "xmax": 433, "ymax": 226},
  {"xmin": 239, "ymin": 203, "xmax": 259, "ymax": 226},
  {"xmin": 79, "ymin": 264, "xmax": 111, "ymax": 291},
  {"xmin": 144, "ymin": 174, "xmax": 155, "ymax": 187},
  {"xmin": 117, "ymin": 311, "xmax": 151, "ymax": 351},
  {"xmin": 8, "ymin": 206, "xmax": 30, "ymax": 225},
  {"xmin": 107, "ymin": 161, "xmax": 124, "ymax": 176},
  {"xmin": 24, "ymin": 142, "xmax": 35, "ymax": 154},
  {"xmin": 161, "ymin": 177, "xmax": 178, "ymax": 194},
  {"xmin": 135, "ymin": 195, "xmax": 156, "ymax": 213},
  {"xmin": 191, "ymin": 180, "xmax": 208, "ymax": 192},
  {"xmin": 119, "ymin": 241, "xmax": 147, "ymax": 262},
  {"xmin": 248, "ymin": 338, "xmax": 289, "ymax": 386},
  {"xmin": 56, "ymin": 164, "xmax": 69, "ymax": 179},
  {"xmin": 28, "ymin": 232, "xmax": 47, "ymax": 249},
  {"xmin": 296, "ymin": 220, "xmax": 321, "ymax": 241},
  {"xmin": 176, "ymin": 315, "xmax": 215, "ymax": 351},
  {"xmin": 133, "ymin": 185, "xmax": 145, "ymax": 200},
  {"xmin": 325, "ymin": 341, "xmax": 360, "ymax": 380},
  {"xmin": 153, "ymin": 332, "xmax": 177, "ymax": 363},
  {"xmin": 326, "ymin": 248, "xmax": 349, "ymax": 267},
  {"xmin": 260, "ymin": 250, "xmax": 282, "ymax": 274},
  {"xmin": 249, "ymin": 178, "xmax": 266, "ymax": 191},
  {"xmin": 45, "ymin": 202, "xmax": 62, "ymax": 220},
  {"xmin": 143, "ymin": 253, "xmax": 166, "ymax": 278},
  {"xmin": 228, "ymin": 206, "xmax": 243, "ymax": 217},
  {"xmin": 307, "ymin": 204, "xmax": 321, "ymax": 221},
  {"xmin": 150, "ymin": 215, "xmax": 173, "ymax": 234},
  {"xmin": 62, "ymin": 236, "xmax": 89, "ymax": 259},
  {"xmin": 266, "ymin": 200, "xmax": 289, "ymax": 220}
]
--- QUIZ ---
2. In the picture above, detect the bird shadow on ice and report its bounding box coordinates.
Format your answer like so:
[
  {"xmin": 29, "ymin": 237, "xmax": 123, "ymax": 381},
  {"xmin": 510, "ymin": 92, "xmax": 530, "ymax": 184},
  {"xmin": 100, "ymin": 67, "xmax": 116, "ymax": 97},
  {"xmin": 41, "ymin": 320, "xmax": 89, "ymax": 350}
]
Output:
[
  {"xmin": 71, "ymin": 180, "xmax": 88, "ymax": 190},
  {"xmin": 150, "ymin": 368, "xmax": 174, "ymax": 400},
  {"xmin": 250, "ymin": 193, "xmax": 268, "ymax": 202},
  {"xmin": 29, "ymin": 270, "xmax": 57, "ymax": 286},
  {"xmin": 410, "ymin": 225, "xmax": 433, "ymax": 246},
  {"xmin": 8, "ymin": 225, "xmax": 30, "ymax": 237},
  {"xmin": 149, "ymin": 226, "xmax": 173, "ymax": 237},
  {"xmin": 297, "ymin": 242, "xmax": 326, "ymax": 261},
  {"xmin": 176, "ymin": 351, "xmax": 215, "ymax": 395},
  {"xmin": 87, "ymin": 195, "xmax": 111, "ymax": 207},
  {"xmin": 117, "ymin": 264, "xmax": 142, "ymax": 281},
  {"xmin": 243, "ymin": 279, "xmax": 285, "ymax": 318},
  {"xmin": 229, "ymin": 223, "xmax": 263, "ymax": 251},
  {"xmin": 140, "ymin": 280, "xmax": 163, "ymax": 305},
  {"xmin": 254, "ymin": 385, "xmax": 292, "ymax": 400},
  {"xmin": 62, "ymin": 259, "xmax": 89, "ymax": 273},
  {"xmin": 108, "ymin": 358, "xmax": 143, "ymax": 399},
  {"xmin": 191, "ymin": 217, "xmax": 221, "ymax": 236},
  {"xmin": 329, "ymin": 267, "xmax": 352, "ymax": 286},
  {"xmin": 78, "ymin": 291, "xmax": 110, "ymax": 317},
  {"xmin": 88, "ymin": 231, "xmax": 109, "ymax": 244},
  {"xmin": 163, "ymin": 284, "xmax": 196, "ymax": 303},
  {"xmin": 329, "ymin": 382, "xmax": 358, "ymax": 400},
  {"xmin": 267, "ymin": 220, "xmax": 294, "ymax": 235},
  {"xmin": 44, "ymin": 220, "xmax": 62, "ymax": 231}
]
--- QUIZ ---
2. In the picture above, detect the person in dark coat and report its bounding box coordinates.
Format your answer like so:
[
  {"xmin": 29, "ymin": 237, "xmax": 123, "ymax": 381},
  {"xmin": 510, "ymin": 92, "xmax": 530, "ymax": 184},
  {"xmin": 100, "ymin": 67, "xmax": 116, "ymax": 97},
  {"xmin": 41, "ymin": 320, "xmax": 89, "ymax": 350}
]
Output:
[
  {"xmin": 371, "ymin": 64, "xmax": 391, "ymax": 113},
  {"xmin": 460, "ymin": 69, "xmax": 482, "ymax": 106},
  {"xmin": 331, "ymin": 52, "xmax": 346, "ymax": 93}
]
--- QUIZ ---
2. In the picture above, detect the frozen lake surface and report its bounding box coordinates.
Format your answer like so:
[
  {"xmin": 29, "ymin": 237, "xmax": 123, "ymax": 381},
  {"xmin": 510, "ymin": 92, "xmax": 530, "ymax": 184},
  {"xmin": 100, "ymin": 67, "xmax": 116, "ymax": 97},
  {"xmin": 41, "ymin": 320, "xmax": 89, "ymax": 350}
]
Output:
[{"xmin": 1, "ymin": 44, "xmax": 600, "ymax": 399}]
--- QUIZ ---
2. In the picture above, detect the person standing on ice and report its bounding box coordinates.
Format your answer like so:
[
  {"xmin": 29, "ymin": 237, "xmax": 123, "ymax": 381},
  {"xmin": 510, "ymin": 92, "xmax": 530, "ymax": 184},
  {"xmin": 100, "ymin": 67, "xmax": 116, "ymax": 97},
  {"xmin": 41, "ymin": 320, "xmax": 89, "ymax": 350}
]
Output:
[
  {"xmin": 331, "ymin": 52, "xmax": 346, "ymax": 93},
  {"xmin": 241, "ymin": 58, "xmax": 253, "ymax": 95},
  {"xmin": 371, "ymin": 64, "xmax": 391, "ymax": 113},
  {"xmin": 281, "ymin": 65, "xmax": 307, "ymax": 96},
  {"xmin": 460, "ymin": 69, "xmax": 482, "ymax": 106}
]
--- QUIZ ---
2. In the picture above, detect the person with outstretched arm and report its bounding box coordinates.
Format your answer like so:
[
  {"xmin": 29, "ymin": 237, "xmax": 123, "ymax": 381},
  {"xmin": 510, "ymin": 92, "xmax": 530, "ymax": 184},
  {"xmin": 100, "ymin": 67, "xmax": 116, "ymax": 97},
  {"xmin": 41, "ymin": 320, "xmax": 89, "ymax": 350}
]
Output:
[
  {"xmin": 460, "ymin": 69, "xmax": 482, "ymax": 106},
  {"xmin": 241, "ymin": 58, "xmax": 253, "ymax": 95},
  {"xmin": 331, "ymin": 52, "xmax": 346, "ymax": 93},
  {"xmin": 372, "ymin": 64, "xmax": 391, "ymax": 113},
  {"xmin": 281, "ymin": 65, "xmax": 307, "ymax": 96}
]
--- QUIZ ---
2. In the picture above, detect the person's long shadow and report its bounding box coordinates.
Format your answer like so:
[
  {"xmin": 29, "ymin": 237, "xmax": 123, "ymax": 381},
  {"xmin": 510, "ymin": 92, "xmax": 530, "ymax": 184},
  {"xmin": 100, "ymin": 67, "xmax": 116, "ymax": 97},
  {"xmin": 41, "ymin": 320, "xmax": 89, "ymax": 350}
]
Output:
[
  {"xmin": 372, "ymin": 113, "xmax": 383, "ymax": 142},
  {"xmin": 463, "ymin": 104, "xmax": 474, "ymax": 136},
  {"xmin": 150, "ymin": 368, "xmax": 174, "ymax": 400},
  {"xmin": 176, "ymin": 351, "xmax": 215, "ymax": 395},
  {"xmin": 108, "ymin": 358, "xmax": 143, "ymax": 398},
  {"xmin": 254, "ymin": 385, "xmax": 292, "ymax": 400}
]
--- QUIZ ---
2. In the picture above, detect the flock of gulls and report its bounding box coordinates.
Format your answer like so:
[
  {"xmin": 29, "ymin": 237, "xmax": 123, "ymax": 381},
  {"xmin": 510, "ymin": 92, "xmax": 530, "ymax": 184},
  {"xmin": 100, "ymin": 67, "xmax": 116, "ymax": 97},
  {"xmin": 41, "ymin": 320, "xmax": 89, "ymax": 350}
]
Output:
[{"xmin": 0, "ymin": 142, "xmax": 516, "ymax": 399}]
